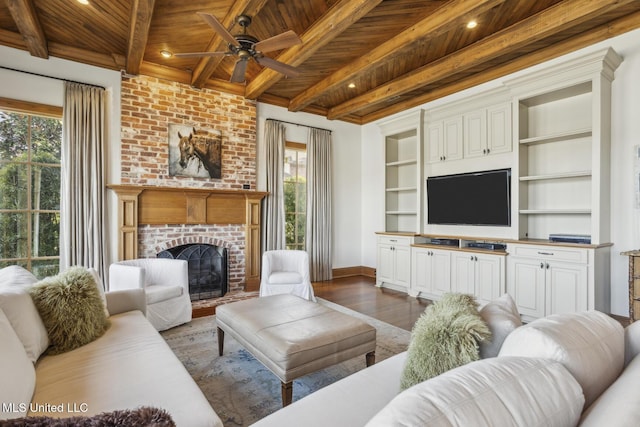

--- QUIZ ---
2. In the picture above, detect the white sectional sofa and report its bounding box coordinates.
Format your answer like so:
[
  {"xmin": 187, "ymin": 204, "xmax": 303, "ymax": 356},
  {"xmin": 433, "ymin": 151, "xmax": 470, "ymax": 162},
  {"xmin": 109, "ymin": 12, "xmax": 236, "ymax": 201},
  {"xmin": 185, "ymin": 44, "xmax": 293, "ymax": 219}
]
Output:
[
  {"xmin": 252, "ymin": 309, "xmax": 640, "ymax": 426},
  {"xmin": 0, "ymin": 265, "xmax": 222, "ymax": 426}
]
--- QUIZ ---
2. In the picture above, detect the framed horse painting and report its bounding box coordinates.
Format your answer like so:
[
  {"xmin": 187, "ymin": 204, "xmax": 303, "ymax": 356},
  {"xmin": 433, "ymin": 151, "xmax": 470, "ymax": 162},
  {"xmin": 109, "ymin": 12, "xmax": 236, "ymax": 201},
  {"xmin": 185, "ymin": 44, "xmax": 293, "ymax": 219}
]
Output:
[{"xmin": 168, "ymin": 124, "xmax": 222, "ymax": 179}]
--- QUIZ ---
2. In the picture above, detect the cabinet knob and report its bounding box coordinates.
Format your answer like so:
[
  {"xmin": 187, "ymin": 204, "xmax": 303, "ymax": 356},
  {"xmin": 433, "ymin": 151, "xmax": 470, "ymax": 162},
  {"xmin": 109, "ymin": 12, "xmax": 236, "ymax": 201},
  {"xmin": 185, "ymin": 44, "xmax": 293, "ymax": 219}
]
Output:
[
  {"xmin": 470, "ymin": 255, "xmax": 474, "ymax": 261},
  {"xmin": 540, "ymin": 262, "xmax": 544, "ymax": 269},
  {"xmin": 442, "ymin": 156, "xmax": 446, "ymax": 161},
  {"xmin": 475, "ymin": 256, "xmax": 478, "ymax": 261},
  {"xmin": 486, "ymin": 148, "xmax": 490, "ymax": 154},
  {"xmin": 482, "ymin": 149, "xmax": 487, "ymax": 154},
  {"xmin": 546, "ymin": 263, "xmax": 550, "ymax": 269}
]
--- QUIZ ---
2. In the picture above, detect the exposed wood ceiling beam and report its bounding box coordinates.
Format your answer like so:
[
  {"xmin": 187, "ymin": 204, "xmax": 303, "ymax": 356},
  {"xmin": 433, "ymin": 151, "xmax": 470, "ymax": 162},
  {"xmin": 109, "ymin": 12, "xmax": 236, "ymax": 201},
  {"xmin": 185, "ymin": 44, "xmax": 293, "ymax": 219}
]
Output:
[
  {"xmin": 6, "ymin": 0, "xmax": 48, "ymax": 58},
  {"xmin": 190, "ymin": 0, "xmax": 270, "ymax": 88},
  {"xmin": 126, "ymin": 0, "xmax": 156, "ymax": 75},
  {"xmin": 362, "ymin": 10, "xmax": 640, "ymax": 124},
  {"xmin": 288, "ymin": 0, "xmax": 507, "ymax": 112},
  {"xmin": 327, "ymin": 0, "xmax": 636, "ymax": 120},
  {"xmin": 244, "ymin": 0, "xmax": 383, "ymax": 100}
]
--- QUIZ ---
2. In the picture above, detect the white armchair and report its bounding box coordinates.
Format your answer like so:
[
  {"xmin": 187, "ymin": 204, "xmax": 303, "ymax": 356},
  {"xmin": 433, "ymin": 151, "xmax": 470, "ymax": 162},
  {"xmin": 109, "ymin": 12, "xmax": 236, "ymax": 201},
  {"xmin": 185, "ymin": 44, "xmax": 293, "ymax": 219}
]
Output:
[
  {"xmin": 259, "ymin": 250, "xmax": 316, "ymax": 302},
  {"xmin": 109, "ymin": 258, "xmax": 192, "ymax": 331}
]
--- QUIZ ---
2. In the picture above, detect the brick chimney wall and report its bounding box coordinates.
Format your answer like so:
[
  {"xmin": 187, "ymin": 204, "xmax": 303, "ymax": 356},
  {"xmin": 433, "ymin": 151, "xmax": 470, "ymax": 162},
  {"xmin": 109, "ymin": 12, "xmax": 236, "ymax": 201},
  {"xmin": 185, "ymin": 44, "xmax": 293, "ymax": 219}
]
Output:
[{"xmin": 119, "ymin": 75, "xmax": 257, "ymax": 292}]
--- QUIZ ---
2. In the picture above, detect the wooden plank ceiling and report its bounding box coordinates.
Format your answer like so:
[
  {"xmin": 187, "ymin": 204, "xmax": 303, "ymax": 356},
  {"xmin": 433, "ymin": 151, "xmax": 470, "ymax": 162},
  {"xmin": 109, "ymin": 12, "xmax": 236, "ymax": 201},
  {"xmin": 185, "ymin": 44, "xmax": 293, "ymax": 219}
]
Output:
[{"xmin": 1, "ymin": 0, "xmax": 639, "ymax": 124}]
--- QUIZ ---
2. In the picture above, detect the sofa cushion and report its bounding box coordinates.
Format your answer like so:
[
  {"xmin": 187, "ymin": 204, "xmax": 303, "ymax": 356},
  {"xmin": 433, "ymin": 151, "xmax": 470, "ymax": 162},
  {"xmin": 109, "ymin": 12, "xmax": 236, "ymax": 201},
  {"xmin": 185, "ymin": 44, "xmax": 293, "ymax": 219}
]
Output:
[
  {"xmin": 366, "ymin": 357, "xmax": 584, "ymax": 427},
  {"xmin": 0, "ymin": 308, "xmax": 36, "ymax": 420},
  {"xmin": 400, "ymin": 293, "xmax": 490, "ymax": 390},
  {"xmin": 29, "ymin": 267, "xmax": 110, "ymax": 355},
  {"xmin": 498, "ymin": 310, "xmax": 623, "ymax": 407},
  {"xmin": 30, "ymin": 310, "xmax": 221, "ymax": 427},
  {"xmin": 0, "ymin": 267, "xmax": 50, "ymax": 363},
  {"xmin": 479, "ymin": 293, "xmax": 522, "ymax": 358},
  {"xmin": 580, "ymin": 352, "xmax": 640, "ymax": 426}
]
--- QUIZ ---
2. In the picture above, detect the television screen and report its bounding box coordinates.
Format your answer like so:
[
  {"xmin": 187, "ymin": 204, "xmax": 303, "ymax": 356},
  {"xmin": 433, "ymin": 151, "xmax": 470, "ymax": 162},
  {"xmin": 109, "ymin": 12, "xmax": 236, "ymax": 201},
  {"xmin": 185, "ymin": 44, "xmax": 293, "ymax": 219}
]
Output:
[{"xmin": 426, "ymin": 168, "xmax": 511, "ymax": 226}]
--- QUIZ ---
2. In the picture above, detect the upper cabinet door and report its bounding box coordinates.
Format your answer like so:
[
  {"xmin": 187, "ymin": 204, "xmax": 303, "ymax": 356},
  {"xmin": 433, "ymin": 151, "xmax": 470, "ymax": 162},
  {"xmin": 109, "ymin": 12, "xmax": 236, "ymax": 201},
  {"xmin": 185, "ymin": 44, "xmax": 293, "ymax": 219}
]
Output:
[
  {"xmin": 463, "ymin": 109, "xmax": 487, "ymax": 158},
  {"xmin": 486, "ymin": 102, "xmax": 512, "ymax": 155},
  {"xmin": 443, "ymin": 116, "xmax": 463, "ymax": 161},
  {"xmin": 427, "ymin": 121, "xmax": 444, "ymax": 163}
]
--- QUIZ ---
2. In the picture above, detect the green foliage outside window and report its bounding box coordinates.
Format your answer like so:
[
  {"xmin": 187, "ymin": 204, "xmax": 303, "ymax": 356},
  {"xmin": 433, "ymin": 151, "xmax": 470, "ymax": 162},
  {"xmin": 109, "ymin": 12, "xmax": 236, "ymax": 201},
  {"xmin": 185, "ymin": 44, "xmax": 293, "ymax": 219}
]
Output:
[{"xmin": 0, "ymin": 110, "xmax": 62, "ymax": 278}]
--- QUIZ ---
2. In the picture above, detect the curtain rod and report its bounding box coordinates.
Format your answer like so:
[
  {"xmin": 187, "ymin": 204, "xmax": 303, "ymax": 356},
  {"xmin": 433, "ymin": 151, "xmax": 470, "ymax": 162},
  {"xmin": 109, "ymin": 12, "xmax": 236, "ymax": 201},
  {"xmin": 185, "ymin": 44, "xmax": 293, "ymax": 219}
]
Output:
[
  {"xmin": 0, "ymin": 65, "xmax": 106, "ymax": 89},
  {"xmin": 266, "ymin": 118, "xmax": 332, "ymax": 133}
]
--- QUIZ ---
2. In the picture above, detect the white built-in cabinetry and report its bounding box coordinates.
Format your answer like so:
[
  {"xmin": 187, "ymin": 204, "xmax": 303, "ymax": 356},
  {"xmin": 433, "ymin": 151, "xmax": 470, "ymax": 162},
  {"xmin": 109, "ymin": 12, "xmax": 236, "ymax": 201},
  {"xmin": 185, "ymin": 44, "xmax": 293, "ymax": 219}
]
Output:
[
  {"xmin": 376, "ymin": 233, "xmax": 426, "ymax": 292},
  {"xmin": 506, "ymin": 47, "xmax": 621, "ymax": 244},
  {"xmin": 506, "ymin": 242, "xmax": 609, "ymax": 323},
  {"xmin": 379, "ymin": 110, "xmax": 423, "ymax": 233},
  {"xmin": 375, "ymin": 48, "xmax": 620, "ymax": 320},
  {"xmin": 426, "ymin": 92, "xmax": 511, "ymax": 164}
]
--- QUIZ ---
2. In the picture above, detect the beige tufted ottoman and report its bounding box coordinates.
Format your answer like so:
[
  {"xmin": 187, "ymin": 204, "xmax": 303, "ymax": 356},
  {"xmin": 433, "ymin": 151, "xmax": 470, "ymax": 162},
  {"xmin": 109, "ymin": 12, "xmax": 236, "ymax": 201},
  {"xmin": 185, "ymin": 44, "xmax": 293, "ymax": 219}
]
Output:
[{"xmin": 216, "ymin": 294, "xmax": 377, "ymax": 406}]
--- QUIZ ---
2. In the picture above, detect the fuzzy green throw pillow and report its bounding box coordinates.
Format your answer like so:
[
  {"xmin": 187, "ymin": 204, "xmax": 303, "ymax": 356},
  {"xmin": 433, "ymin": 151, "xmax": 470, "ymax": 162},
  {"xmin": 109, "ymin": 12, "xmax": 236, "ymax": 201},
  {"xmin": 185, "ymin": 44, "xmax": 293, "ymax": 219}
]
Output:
[
  {"xmin": 29, "ymin": 267, "xmax": 110, "ymax": 355},
  {"xmin": 400, "ymin": 293, "xmax": 491, "ymax": 390}
]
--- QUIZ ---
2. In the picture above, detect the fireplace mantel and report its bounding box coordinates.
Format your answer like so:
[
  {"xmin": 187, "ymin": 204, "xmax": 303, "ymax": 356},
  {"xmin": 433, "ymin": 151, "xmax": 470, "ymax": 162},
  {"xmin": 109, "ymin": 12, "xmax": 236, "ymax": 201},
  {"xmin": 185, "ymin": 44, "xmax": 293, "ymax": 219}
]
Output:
[{"xmin": 108, "ymin": 184, "xmax": 267, "ymax": 291}]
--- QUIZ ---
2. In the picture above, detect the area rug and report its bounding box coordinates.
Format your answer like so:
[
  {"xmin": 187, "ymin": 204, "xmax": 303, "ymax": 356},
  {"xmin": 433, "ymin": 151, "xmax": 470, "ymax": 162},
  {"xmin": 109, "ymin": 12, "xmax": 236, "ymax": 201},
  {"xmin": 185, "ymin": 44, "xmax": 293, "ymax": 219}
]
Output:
[{"xmin": 161, "ymin": 298, "xmax": 410, "ymax": 427}]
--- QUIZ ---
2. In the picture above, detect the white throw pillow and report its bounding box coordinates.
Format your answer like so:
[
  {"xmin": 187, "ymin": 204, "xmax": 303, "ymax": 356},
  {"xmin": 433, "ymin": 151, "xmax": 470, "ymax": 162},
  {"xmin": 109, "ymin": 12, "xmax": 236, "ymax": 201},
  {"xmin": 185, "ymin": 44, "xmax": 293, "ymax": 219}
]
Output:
[
  {"xmin": 0, "ymin": 265, "xmax": 37, "ymax": 289},
  {"xmin": 0, "ymin": 276, "xmax": 50, "ymax": 363},
  {"xmin": 498, "ymin": 310, "xmax": 624, "ymax": 408},
  {"xmin": 366, "ymin": 357, "xmax": 584, "ymax": 427},
  {"xmin": 479, "ymin": 293, "xmax": 522, "ymax": 358},
  {"xmin": 0, "ymin": 308, "xmax": 36, "ymax": 420}
]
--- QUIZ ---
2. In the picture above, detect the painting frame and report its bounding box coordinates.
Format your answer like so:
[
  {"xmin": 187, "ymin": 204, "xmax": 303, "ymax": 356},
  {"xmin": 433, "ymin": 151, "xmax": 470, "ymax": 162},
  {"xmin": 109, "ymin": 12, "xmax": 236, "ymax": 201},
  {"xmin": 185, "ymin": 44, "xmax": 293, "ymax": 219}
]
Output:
[{"xmin": 168, "ymin": 124, "xmax": 222, "ymax": 179}]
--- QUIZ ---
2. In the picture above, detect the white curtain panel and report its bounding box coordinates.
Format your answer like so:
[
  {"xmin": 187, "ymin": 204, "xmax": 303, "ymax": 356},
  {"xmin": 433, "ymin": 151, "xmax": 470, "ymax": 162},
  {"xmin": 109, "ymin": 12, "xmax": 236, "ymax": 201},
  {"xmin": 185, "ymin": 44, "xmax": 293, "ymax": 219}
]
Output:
[
  {"xmin": 306, "ymin": 128, "xmax": 332, "ymax": 281},
  {"xmin": 263, "ymin": 120, "xmax": 286, "ymax": 251},
  {"xmin": 60, "ymin": 82, "xmax": 108, "ymax": 281}
]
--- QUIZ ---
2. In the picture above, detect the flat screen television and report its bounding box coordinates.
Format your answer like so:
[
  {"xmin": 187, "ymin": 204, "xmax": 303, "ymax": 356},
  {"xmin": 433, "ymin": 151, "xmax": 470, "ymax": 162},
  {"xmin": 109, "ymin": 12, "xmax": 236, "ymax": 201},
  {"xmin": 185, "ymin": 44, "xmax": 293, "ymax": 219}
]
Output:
[{"xmin": 426, "ymin": 168, "xmax": 511, "ymax": 226}]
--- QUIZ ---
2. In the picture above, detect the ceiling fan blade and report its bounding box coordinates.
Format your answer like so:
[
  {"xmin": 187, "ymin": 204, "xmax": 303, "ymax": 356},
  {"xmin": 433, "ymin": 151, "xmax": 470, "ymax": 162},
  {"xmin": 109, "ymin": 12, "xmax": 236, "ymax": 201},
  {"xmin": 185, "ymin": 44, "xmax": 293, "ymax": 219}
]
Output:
[
  {"xmin": 254, "ymin": 30, "xmax": 302, "ymax": 53},
  {"xmin": 230, "ymin": 59, "xmax": 249, "ymax": 83},
  {"xmin": 174, "ymin": 51, "xmax": 228, "ymax": 58},
  {"xmin": 196, "ymin": 12, "xmax": 240, "ymax": 47},
  {"xmin": 255, "ymin": 56, "xmax": 300, "ymax": 78}
]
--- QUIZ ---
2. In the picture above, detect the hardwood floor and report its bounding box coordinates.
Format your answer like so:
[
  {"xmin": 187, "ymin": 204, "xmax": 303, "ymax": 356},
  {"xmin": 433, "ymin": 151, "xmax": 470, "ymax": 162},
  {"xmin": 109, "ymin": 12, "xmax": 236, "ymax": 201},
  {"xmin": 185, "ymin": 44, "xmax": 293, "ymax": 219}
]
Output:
[{"xmin": 313, "ymin": 276, "xmax": 431, "ymax": 331}]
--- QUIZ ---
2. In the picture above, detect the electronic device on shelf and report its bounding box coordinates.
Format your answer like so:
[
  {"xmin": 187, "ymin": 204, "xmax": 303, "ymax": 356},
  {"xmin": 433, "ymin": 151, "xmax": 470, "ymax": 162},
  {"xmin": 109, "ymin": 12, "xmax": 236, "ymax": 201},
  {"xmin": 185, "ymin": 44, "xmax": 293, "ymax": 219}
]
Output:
[
  {"xmin": 467, "ymin": 242, "xmax": 507, "ymax": 250},
  {"xmin": 429, "ymin": 238, "xmax": 460, "ymax": 246},
  {"xmin": 549, "ymin": 233, "xmax": 591, "ymax": 244}
]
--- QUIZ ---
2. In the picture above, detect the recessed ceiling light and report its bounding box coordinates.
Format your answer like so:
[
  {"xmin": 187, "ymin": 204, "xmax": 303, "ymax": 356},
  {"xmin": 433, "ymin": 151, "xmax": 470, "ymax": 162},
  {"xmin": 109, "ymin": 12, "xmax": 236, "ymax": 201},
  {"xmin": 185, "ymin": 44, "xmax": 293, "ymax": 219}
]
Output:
[
  {"xmin": 77, "ymin": 0, "xmax": 89, "ymax": 5},
  {"xmin": 348, "ymin": 82, "xmax": 356, "ymax": 89},
  {"xmin": 160, "ymin": 50, "xmax": 173, "ymax": 58},
  {"xmin": 466, "ymin": 20, "xmax": 478, "ymax": 29}
]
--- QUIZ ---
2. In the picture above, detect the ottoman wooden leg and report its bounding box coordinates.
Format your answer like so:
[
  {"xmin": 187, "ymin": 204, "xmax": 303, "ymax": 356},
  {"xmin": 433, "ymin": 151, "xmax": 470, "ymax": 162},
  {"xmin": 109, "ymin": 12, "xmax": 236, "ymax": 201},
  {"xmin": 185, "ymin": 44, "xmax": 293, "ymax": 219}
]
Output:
[
  {"xmin": 366, "ymin": 351, "xmax": 376, "ymax": 367},
  {"xmin": 281, "ymin": 381, "xmax": 293, "ymax": 407},
  {"xmin": 217, "ymin": 327, "xmax": 224, "ymax": 356}
]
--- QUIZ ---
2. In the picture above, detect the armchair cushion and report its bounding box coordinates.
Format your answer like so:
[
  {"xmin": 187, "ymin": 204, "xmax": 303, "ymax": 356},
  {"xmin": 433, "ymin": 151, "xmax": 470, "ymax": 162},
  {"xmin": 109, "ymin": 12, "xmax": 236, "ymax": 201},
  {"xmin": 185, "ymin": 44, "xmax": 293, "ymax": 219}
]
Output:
[
  {"xmin": 146, "ymin": 285, "xmax": 184, "ymax": 305},
  {"xmin": 268, "ymin": 272, "xmax": 303, "ymax": 285}
]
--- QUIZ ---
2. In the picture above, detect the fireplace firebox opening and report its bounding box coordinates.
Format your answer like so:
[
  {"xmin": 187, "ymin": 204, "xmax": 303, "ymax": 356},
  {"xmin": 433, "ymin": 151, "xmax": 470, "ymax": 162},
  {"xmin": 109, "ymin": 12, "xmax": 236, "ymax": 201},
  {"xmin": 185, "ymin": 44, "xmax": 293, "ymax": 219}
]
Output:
[{"xmin": 158, "ymin": 244, "xmax": 228, "ymax": 301}]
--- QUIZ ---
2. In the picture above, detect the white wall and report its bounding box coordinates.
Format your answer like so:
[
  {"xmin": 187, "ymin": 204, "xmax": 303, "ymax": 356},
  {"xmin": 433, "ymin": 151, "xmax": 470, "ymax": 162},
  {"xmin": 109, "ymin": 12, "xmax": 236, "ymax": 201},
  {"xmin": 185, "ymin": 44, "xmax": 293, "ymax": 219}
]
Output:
[
  {"xmin": 0, "ymin": 45, "xmax": 122, "ymax": 264},
  {"xmin": 361, "ymin": 28, "xmax": 640, "ymax": 316},
  {"xmin": 255, "ymin": 103, "xmax": 362, "ymax": 268}
]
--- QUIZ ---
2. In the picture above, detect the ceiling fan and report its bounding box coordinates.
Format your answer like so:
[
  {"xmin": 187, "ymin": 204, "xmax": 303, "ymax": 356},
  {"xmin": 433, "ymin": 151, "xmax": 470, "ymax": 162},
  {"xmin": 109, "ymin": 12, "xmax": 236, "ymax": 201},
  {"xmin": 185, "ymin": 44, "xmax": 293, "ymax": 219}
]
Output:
[{"xmin": 175, "ymin": 13, "xmax": 302, "ymax": 83}]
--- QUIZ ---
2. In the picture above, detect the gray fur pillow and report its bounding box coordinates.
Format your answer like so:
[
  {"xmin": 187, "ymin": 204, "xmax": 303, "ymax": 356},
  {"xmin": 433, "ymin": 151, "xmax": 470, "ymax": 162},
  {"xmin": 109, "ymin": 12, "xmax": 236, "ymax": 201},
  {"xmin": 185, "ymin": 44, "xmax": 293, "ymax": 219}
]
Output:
[
  {"xmin": 1, "ymin": 406, "xmax": 175, "ymax": 426},
  {"xmin": 400, "ymin": 293, "xmax": 491, "ymax": 390},
  {"xmin": 29, "ymin": 266, "xmax": 110, "ymax": 355}
]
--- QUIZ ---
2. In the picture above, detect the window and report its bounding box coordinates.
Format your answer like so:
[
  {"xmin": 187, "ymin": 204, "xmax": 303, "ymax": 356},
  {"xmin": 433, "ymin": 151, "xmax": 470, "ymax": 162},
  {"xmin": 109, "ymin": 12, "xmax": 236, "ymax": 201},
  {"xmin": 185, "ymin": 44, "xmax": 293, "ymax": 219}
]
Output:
[
  {"xmin": 0, "ymin": 103, "xmax": 62, "ymax": 278},
  {"xmin": 284, "ymin": 142, "xmax": 306, "ymax": 250}
]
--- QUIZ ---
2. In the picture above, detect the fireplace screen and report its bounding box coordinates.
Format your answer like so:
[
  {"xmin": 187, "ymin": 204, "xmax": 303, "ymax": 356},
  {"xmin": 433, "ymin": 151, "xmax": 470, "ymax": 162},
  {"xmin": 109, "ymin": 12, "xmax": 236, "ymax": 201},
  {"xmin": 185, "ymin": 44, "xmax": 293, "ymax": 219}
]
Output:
[{"xmin": 157, "ymin": 244, "xmax": 228, "ymax": 301}]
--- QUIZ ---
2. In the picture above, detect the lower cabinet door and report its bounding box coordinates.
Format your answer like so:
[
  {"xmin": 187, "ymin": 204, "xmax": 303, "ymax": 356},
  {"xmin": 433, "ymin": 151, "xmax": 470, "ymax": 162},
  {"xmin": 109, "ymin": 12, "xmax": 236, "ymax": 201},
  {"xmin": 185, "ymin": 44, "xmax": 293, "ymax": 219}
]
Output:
[{"xmin": 546, "ymin": 262, "xmax": 588, "ymax": 315}]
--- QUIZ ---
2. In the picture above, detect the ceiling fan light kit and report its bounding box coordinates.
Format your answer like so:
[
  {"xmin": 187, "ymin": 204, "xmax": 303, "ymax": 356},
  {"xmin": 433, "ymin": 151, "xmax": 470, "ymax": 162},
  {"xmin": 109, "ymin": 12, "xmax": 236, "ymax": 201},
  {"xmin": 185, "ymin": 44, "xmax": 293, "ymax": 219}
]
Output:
[{"xmin": 175, "ymin": 13, "xmax": 301, "ymax": 84}]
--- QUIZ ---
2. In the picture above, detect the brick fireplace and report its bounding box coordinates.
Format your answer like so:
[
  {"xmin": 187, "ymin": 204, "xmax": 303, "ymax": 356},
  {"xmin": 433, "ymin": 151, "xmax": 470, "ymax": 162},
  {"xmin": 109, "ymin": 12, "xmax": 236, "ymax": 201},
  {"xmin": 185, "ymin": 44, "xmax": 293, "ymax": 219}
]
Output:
[{"xmin": 114, "ymin": 74, "xmax": 262, "ymax": 292}]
